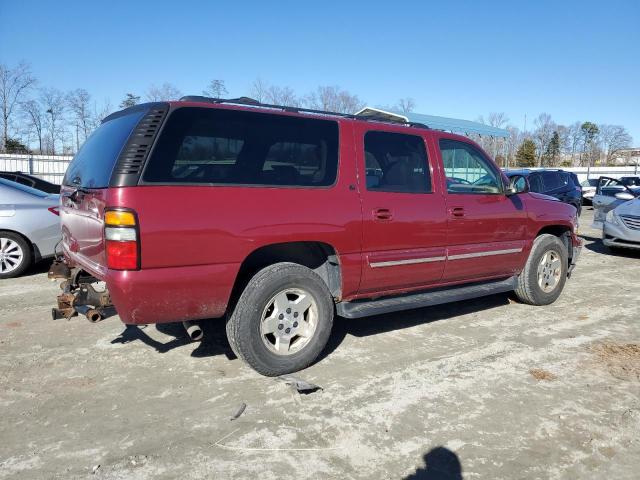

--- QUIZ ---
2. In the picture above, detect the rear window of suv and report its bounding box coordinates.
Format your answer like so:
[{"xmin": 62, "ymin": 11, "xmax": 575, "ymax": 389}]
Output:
[
  {"xmin": 63, "ymin": 109, "xmax": 146, "ymax": 188},
  {"xmin": 143, "ymin": 107, "xmax": 339, "ymax": 187}
]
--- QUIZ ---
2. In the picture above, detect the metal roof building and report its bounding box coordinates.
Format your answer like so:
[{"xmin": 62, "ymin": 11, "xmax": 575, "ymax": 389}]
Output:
[{"xmin": 355, "ymin": 107, "xmax": 510, "ymax": 138}]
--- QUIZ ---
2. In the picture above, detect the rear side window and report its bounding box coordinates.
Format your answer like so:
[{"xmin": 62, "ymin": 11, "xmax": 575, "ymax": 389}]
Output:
[
  {"xmin": 528, "ymin": 174, "xmax": 544, "ymax": 193},
  {"xmin": 540, "ymin": 172, "xmax": 568, "ymax": 191},
  {"xmin": 143, "ymin": 108, "xmax": 339, "ymax": 187},
  {"xmin": 364, "ymin": 131, "xmax": 431, "ymax": 193},
  {"xmin": 63, "ymin": 109, "xmax": 145, "ymax": 188}
]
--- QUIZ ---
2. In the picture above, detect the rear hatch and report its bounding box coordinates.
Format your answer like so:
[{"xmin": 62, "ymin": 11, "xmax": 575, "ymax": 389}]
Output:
[{"xmin": 60, "ymin": 104, "xmax": 162, "ymax": 276}]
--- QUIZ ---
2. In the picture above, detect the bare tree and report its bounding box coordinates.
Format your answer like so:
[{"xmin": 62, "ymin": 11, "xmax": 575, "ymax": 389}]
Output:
[
  {"xmin": 91, "ymin": 98, "xmax": 112, "ymax": 129},
  {"xmin": 249, "ymin": 78, "xmax": 269, "ymax": 103},
  {"xmin": 67, "ymin": 88, "xmax": 93, "ymax": 149},
  {"xmin": 146, "ymin": 83, "xmax": 182, "ymax": 102},
  {"xmin": 40, "ymin": 88, "xmax": 66, "ymax": 155},
  {"xmin": 396, "ymin": 97, "xmax": 416, "ymax": 113},
  {"xmin": 599, "ymin": 124, "xmax": 632, "ymax": 164},
  {"xmin": 304, "ymin": 86, "xmax": 364, "ymax": 113},
  {"xmin": 475, "ymin": 113, "xmax": 510, "ymax": 161},
  {"xmin": 565, "ymin": 122, "xmax": 582, "ymax": 166},
  {"xmin": 265, "ymin": 85, "xmax": 301, "ymax": 107},
  {"xmin": 21, "ymin": 99, "xmax": 45, "ymax": 153},
  {"xmin": 203, "ymin": 79, "xmax": 227, "ymax": 98},
  {"xmin": 0, "ymin": 61, "xmax": 37, "ymax": 151},
  {"xmin": 532, "ymin": 113, "xmax": 555, "ymax": 166},
  {"xmin": 505, "ymin": 126, "xmax": 523, "ymax": 167}
]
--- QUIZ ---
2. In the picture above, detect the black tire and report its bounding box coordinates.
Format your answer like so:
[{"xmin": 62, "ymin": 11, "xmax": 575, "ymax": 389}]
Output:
[
  {"xmin": 0, "ymin": 232, "xmax": 32, "ymax": 279},
  {"xmin": 226, "ymin": 262, "xmax": 334, "ymax": 376},
  {"xmin": 514, "ymin": 234, "xmax": 568, "ymax": 306}
]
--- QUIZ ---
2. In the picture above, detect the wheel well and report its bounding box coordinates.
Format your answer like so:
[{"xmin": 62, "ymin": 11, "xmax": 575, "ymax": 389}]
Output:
[
  {"xmin": 229, "ymin": 241, "xmax": 342, "ymax": 311},
  {"xmin": 0, "ymin": 229, "xmax": 38, "ymax": 261},
  {"xmin": 535, "ymin": 225, "xmax": 573, "ymax": 261}
]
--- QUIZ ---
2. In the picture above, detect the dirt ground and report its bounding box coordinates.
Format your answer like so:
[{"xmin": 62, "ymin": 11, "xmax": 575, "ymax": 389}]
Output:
[{"xmin": 1, "ymin": 208, "xmax": 639, "ymax": 480}]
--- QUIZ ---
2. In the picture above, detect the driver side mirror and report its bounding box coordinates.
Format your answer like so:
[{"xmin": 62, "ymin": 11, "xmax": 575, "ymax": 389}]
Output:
[{"xmin": 506, "ymin": 175, "xmax": 529, "ymax": 196}]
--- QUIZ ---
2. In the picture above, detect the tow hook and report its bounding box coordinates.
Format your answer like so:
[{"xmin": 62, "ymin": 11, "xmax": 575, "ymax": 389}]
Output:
[{"xmin": 49, "ymin": 261, "xmax": 113, "ymax": 323}]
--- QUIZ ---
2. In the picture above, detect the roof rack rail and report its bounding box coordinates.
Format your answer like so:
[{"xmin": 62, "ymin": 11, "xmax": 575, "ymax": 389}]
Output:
[{"xmin": 177, "ymin": 95, "xmax": 430, "ymax": 130}]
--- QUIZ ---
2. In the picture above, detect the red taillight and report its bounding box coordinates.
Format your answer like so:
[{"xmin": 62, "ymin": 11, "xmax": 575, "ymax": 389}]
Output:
[
  {"xmin": 48, "ymin": 206, "xmax": 60, "ymax": 216},
  {"xmin": 105, "ymin": 240, "xmax": 138, "ymax": 270},
  {"xmin": 104, "ymin": 208, "xmax": 139, "ymax": 270}
]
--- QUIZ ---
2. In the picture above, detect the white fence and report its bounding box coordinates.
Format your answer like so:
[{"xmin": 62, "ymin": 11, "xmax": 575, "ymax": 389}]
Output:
[
  {"xmin": 1, "ymin": 153, "xmax": 639, "ymax": 187},
  {"xmin": 0, "ymin": 154, "xmax": 73, "ymax": 184}
]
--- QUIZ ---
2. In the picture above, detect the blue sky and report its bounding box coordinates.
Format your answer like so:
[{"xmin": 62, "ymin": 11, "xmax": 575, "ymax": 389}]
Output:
[{"xmin": 1, "ymin": 0, "xmax": 639, "ymax": 143}]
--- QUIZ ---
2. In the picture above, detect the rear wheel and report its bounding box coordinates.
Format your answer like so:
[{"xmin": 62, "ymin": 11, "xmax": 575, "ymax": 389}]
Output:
[
  {"xmin": 514, "ymin": 234, "xmax": 568, "ymax": 305},
  {"xmin": 0, "ymin": 232, "xmax": 32, "ymax": 279},
  {"xmin": 226, "ymin": 262, "xmax": 334, "ymax": 376}
]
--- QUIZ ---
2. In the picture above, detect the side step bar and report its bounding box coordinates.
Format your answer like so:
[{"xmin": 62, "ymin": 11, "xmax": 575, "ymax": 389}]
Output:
[{"xmin": 336, "ymin": 276, "xmax": 518, "ymax": 319}]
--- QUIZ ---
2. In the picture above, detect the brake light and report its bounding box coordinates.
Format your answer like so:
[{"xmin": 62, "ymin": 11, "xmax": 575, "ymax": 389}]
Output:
[
  {"xmin": 48, "ymin": 206, "xmax": 60, "ymax": 216},
  {"xmin": 104, "ymin": 208, "xmax": 139, "ymax": 270}
]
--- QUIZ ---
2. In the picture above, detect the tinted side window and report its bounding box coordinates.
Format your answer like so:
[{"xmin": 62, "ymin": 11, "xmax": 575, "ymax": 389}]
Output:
[
  {"xmin": 63, "ymin": 109, "xmax": 145, "ymax": 188},
  {"xmin": 528, "ymin": 173, "xmax": 544, "ymax": 193},
  {"xmin": 364, "ymin": 131, "xmax": 430, "ymax": 193},
  {"xmin": 143, "ymin": 108, "xmax": 339, "ymax": 187},
  {"xmin": 439, "ymin": 139, "xmax": 502, "ymax": 194},
  {"xmin": 541, "ymin": 172, "xmax": 568, "ymax": 191}
]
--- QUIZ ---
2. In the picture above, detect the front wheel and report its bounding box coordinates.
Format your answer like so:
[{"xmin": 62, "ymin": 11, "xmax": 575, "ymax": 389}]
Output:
[
  {"xmin": 226, "ymin": 262, "xmax": 334, "ymax": 376},
  {"xmin": 514, "ymin": 234, "xmax": 568, "ymax": 305}
]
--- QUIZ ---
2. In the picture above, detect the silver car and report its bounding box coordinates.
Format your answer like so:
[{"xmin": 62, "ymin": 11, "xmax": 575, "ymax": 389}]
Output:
[
  {"xmin": 603, "ymin": 197, "xmax": 640, "ymax": 251},
  {"xmin": 0, "ymin": 178, "xmax": 61, "ymax": 278},
  {"xmin": 592, "ymin": 176, "xmax": 640, "ymax": 227}
]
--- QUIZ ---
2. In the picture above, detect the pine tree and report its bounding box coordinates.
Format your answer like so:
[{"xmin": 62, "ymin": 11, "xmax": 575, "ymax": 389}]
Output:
[
  {"xmin": 119, "ymin": 93, "xmax": 140, "ymax": 109},
  {"xmin": 544, "ymin": 131, "xmax": 561, "ymax": 166},
  {"xmin": 516, "ymin": 139, "xmax": 537, "ymax": 167}
]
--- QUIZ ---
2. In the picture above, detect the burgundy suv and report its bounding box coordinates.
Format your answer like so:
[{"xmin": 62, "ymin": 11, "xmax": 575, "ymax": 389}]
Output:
[{"xmin": 52, "ymin": 97, "xmax": 582, "ymax": 376}]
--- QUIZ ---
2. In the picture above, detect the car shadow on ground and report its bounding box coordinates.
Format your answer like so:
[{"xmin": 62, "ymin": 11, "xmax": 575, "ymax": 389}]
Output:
[
  {"xmin": 319, "ymin": 292, "xmax": 510, "ymax": 362},
  {"xmin": 110, "ymin": 321, "xmax": 237, "ymax": 360},
  {"xmin": 23, "ymin": 259, "xmax": 52, "ymax": 277},
  {"xmin": 108, "ymin": 293, "xmax": 510, "ymax": 364},
  {"xmin": 581, "ymin": 235, "xmax": 640, "ymax": 258}
]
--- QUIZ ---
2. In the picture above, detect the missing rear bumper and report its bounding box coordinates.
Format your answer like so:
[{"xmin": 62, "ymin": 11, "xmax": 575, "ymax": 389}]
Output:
[{"xmin": 49, "ymin": 260, "xmax": 113, "ymax": 322}]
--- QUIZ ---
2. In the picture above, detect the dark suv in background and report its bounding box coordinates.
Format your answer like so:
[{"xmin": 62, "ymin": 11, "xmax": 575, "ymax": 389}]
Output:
[{"xmin": 504, "ymin": 169, "xmax": 582, "ymax": 215}]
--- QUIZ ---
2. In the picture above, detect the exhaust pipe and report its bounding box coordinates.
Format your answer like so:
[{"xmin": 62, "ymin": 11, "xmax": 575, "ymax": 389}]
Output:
[
  {"xmin": 182, "ymin": 320, "xmax": 203, "ymax": 342},
  {"xmin": 86, "ymin": 309, "xmax": 103, "ymax": 323}
]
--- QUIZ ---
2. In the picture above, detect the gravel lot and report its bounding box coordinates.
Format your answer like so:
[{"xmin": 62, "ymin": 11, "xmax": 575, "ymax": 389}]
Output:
[{"xmin": 1, "ymin": 208, "xmax": 639, "ymax": 480}]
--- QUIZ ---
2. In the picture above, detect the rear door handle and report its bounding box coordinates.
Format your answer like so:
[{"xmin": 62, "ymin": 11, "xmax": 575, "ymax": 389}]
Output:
[
  {"xmin": 449, "ymin": 207, "xmax": 465, "ymax": 218},
  {"xmin": 373, "ymin": 208, "xmax": 393, "ymax": 221}
]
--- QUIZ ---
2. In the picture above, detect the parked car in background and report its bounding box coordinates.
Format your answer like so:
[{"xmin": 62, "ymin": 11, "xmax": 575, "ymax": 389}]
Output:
[
  {"xmin": 51, "ymin": 97, "xmax": 581, "ymax": 376},
  {"xmin": 592, "ymin": 176, "xmax": 640, "ymax": 227},
  {"xmin": 0, "ymin": 171, "xmax": 60, "ymax": 194},
  {"xmin": 504, "ymin": 169, "xmax": 582, "ymax": 214},
  {"xmin": 620, "ymin": 176, "xmax": 640, "ymax": 187},
  {"xmin": 581, "ymin": 178, "xmax": 599, "ymax": 204},
  {"xmin": 0, "ymin": 178, "xmax": 61, "ymax": 278},
  {"xmin": 602, "ymin": 196, "xmax": 640, "ymax": 251}
]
